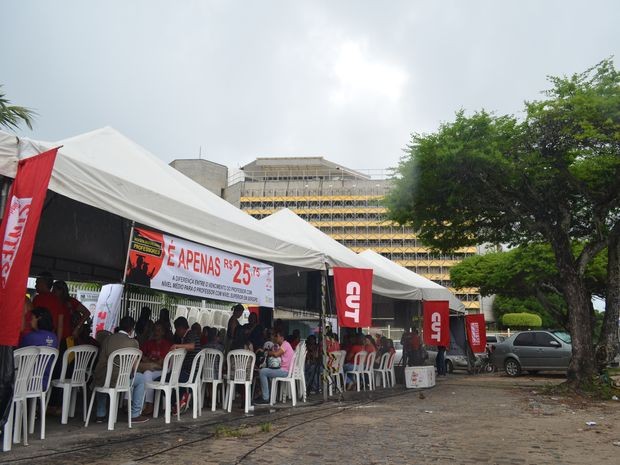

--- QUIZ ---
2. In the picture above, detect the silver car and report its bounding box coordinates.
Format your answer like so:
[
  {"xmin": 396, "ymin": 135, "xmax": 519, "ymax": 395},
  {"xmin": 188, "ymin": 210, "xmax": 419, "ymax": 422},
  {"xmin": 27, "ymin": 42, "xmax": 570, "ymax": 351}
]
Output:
[{"xmin": 490, "ymin": 330, "xmax": 572, "ymax": 376}]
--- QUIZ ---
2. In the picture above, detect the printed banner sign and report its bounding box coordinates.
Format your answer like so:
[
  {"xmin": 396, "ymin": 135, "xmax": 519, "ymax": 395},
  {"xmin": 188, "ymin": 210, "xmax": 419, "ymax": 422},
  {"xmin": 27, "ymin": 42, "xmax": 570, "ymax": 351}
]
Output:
[
  {"xmin": 76, "ymin": 289, "xmax": 100, "ymax": 336},
  {"xmin": 76, "ymin": 289, "xmax": 100, "ymax": 318},
  {"xmin": 465, "ymin": 313, "xmax": 487, "ymax": 353},
  {"xmin": 91, "ymin": 284, "xmax": 124, "ymax": 335},
  {"xmin": 0, "ymin": 148, "xmax": 58, "ymax": 346},
  {"xmin": 125, "ymin": 227, "xmax": 275, "ymax": 307},
  {"xmin": 333, "ymin": 267, "xmax": 373, "ymax": 328},
  {"xmin": 422, "ymin": 300, "xmax": 450, "ymax": 346}
]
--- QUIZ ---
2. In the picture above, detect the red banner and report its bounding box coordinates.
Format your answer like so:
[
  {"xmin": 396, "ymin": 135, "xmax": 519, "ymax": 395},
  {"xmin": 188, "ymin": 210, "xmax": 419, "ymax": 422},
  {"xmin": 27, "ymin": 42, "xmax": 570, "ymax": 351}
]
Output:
[
  {"xmin": 422, "ymin": 300, "xmax": 450, "ymax": 346},
  {"xmin": 333, "ymin": 267, "xmax": 373, "ymax": 328},
  {"xmin": 0, "ymin": 148, "xmax": 58, "ymax": 346},
  {"xmin": 465, "ymin": 313, "xmax": 487, "ymax": 353}
]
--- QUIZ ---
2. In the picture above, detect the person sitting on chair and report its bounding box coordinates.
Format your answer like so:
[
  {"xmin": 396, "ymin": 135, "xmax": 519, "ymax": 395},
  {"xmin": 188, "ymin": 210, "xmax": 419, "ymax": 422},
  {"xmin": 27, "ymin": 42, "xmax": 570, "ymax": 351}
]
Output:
[
  {"xmin": 92, "ymin": 316, "xmax": 149, "ymax": 424},
  {"xmin": 170, "ymin": 316, "xmax": 201, "ymax": 413},
  {"xmin": 255, "ymin": 330, "xmax": 293, "ymax": 404},
  {"xmin": 140, "ymin": 322, "xmax": 172, "ymax": 415}
]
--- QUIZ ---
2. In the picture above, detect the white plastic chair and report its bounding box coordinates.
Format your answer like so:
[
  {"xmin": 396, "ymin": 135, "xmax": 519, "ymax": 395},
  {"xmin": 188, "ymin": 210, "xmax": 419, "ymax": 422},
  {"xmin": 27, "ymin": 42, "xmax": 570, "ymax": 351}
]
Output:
[
  {"xmin": 26, "ymin": 347, "xmax": 59, "ymax": 440},
  {"xmin": 225, "ymin": 350, "xmax": 255, "ymax": 413},
  {"xmin": 386, "ymin": 352, "xmax": 396, "ymax": 387},
  {"xmin": 201, "ymin": 349, "xmax": 224, "ymax": 411},
  {"xmin": 362, "ymin": 351, "xmax": 376, "ymax": 391},
  {"xmin": 345, "ymin": 351, "xmax": 367, "ymax": 392},
  {"xmin": 328, "ymin": 350, "xmax": 347, "ymax": 396},
  {"xmin": 373, "ymin": 352, "xmax": 391, "ymax": 389},
  {"xmin": 199, "ymin": 310, "xmax": 213, "ymax": 328},
  {"xmin": 269, "ymin": 351, "xmax": 297, "ymax": 406},
  {"xmin": 146, "ymin": 348, "xmax": 186, "ymax": 423},
  {"xmin": 49, "ymin": 345, "xmax": 98, "ymax": 424},
  {"xmin": 174, "ymin": 305, "xmax": 189, "ymax": 321},
  {"xmin": 3, "ymin": 347, "xmax": 39, "ymax": 451},
  {"xmin": 292, "ymin": 342, "xmax": 307, "ymax": 402},
  {"xmin": 215, "ymin": 310, "xmax": 226, "ymax": 329},
  {"xmin": 178, "ymin": 349, "xmax": 207, "ymax": 418},
  {"xmin": 270, "ymin": 343, "xmax": 307, "ymax": 406},
  {"xmin": 85, "ymin": 347, "xmax": 142, "ymax": 430},
  {"xmin": 187, "ymin": 307, "xmax": 199, "ymax": 326}
]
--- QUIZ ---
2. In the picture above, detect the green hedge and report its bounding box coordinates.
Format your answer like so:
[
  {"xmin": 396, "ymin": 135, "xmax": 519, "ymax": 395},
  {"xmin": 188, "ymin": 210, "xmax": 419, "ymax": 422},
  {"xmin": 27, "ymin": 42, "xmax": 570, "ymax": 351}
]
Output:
[{"xmin": 501, "ymin": 312, "xmax": 542, "ymax": 329}]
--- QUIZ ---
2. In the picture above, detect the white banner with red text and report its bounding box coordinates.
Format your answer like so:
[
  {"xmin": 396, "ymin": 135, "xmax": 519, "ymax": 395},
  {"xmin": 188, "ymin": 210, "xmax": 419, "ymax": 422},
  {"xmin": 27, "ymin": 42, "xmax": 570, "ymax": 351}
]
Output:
[
  {"xmin": 125, "ymin": 227, "xmax": 274, "ymax": 307},
  {"xmin": 333, "ymin": 267, "xmax": 373, "ymax": 328},
  {"xmin": 91, "ymin": 284, "xmax": 124, "ymax": 335}
]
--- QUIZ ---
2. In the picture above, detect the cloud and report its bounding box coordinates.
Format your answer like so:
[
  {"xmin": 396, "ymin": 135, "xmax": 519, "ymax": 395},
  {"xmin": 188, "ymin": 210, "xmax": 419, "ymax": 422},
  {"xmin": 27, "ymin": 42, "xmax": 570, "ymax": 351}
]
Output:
[{"xmin": 330, "ymin": 40, "xmax": 408, "ymax": 106}]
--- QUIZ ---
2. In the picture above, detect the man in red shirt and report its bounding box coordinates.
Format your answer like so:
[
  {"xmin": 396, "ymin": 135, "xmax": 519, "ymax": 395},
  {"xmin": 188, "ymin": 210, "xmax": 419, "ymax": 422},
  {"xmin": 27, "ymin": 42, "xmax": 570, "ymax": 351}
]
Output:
[{"xmin": 32, "ymin": 272, "xmax": 68, "ymax": 341}]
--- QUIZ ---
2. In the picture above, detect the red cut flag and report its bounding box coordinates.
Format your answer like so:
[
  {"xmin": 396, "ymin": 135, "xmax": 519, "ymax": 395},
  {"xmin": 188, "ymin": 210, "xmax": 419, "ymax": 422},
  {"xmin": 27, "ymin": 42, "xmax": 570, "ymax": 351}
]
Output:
[
  {"xmin": 0, "ymin": 148, "xmax": 58, "ymax": 346},
  {"xmin": 422, "ymin": 300, "xmax": 450, "ymax": 346},
  {"xmin": 465, "ymin": 313, "xmax": 487, "ymax": 353},
  {"xmin": 333, "ymin": 267, "xmax": 373, "ymax": 328}
]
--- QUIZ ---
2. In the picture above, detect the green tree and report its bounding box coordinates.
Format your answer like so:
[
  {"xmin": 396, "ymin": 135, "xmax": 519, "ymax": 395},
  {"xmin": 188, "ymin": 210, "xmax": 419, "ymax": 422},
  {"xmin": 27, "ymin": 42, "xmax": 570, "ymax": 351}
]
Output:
[
  {"xmin": 387, "ymin": 60, "xmax": 620, "ymax": 388},
  {"xmin": 0, "ymin": 85, "xmax": 35, "ymax": 130},
  {"xmin": 450, "ymin": 244, "xmax": 607, "ymax": 330}
]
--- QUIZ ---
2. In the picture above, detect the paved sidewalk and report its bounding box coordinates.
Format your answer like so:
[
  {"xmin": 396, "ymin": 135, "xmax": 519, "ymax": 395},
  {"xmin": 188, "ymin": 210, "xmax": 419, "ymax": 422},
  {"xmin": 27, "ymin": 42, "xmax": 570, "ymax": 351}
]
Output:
[{"xmin": 1, "ymin": 373, "xmax": 619, "ymax": 465}]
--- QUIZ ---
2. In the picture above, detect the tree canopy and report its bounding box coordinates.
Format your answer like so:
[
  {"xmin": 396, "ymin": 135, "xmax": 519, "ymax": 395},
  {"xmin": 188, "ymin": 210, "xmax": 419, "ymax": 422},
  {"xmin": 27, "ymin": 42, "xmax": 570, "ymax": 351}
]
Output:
[
  {"xmin": 387, "ymin": 59, "xmax": 620, "ymax": 387},
  {"xmin": 0, "ymin": 85, "xmax": 35, "ymax": 131},
  {"xmin": 450, "ymin": 243, "xmax": 607, "ymax": 330}
]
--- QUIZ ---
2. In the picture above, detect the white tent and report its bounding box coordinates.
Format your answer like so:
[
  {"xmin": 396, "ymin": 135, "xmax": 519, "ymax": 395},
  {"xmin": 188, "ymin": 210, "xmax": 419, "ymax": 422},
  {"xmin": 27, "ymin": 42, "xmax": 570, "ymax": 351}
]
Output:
[
  {"xmin": 358, "ymin": 249, "xmax": 466, "ymax": 312},
  {"xmin": 260, "ymin": 208, "xmax": 422, "ymax": 301},
  {"xmin": 0, "ymin": 127, "xmax": 325, "ymax": 281}
]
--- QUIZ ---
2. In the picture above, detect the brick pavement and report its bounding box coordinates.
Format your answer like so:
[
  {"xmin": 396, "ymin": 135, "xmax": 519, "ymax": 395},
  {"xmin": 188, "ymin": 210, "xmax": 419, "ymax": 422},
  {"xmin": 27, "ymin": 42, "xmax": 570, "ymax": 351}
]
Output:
[{"xmin": 1, "ymin": 373, "xmax": 618, "ymax": 465}]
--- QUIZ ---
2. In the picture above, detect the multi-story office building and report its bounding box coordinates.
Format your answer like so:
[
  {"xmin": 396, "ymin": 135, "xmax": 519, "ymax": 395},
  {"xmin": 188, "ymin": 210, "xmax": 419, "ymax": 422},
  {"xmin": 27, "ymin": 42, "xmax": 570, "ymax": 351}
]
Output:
[{"xmin": 222, "ymin": 157, "xmax": 481, "ymax": 312}]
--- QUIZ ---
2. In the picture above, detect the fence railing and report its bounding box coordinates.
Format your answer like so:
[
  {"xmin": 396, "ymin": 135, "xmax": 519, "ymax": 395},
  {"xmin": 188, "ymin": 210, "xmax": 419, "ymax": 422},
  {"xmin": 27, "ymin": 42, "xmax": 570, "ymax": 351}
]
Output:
[{"xmin": 67, "ymin": 282, "xmax": 233, "ymax": 327}]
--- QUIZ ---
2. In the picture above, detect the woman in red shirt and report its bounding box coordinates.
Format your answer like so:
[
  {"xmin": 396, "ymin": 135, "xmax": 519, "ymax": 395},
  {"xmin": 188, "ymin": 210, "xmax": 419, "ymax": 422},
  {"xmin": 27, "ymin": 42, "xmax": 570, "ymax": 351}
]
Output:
[{"xmin": 140, "ymin": 323, "xmax": 172, "ymax": 415}]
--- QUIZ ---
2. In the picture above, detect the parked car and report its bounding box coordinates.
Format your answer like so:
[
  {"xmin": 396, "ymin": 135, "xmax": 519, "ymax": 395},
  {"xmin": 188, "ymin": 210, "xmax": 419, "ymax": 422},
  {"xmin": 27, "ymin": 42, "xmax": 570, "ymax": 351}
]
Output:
[
  {"xmin": 395, "ymin": 341, "xmax": 479, "ymax": 373},
  {"xmin": 490, "ymin": 330, "xmax": 572, "ymax": 376},
  {"xmin": 426, "ymin": 349, "xmax": 484, "ymax": 373},
  {"xmin": 486, "ymin": 334, "xmax": 506, "ymax": 350}
]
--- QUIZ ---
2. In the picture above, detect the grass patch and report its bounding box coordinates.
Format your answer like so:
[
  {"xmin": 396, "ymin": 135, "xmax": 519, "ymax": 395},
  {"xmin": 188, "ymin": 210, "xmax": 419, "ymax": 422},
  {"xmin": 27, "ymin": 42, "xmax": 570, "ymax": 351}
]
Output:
[
  {"xmin": 542, "ymin": 372, "xmax": 620, "ymax": 401},
  {"xmin": 214, "ymin": 422, "xmax": 273, "ymax": 438},
  {"xmin": 214, "ymin": 425, "xmax": 246, "ymax": 438}
]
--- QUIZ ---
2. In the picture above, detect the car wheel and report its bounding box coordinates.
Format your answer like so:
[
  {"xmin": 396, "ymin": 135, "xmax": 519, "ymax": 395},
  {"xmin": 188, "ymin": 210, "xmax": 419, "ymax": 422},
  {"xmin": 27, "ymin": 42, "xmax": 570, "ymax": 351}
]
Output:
[
  {"xmin": 504, "ymin": 358, "xmax": 521, "ymax": 377},
  {"xmin": 445, "ymin": 360, "xmax": 454, "ymax": 374},
  {"xmin": 485, "ymin": 363, "xmax": 496, "ymax": 373}
]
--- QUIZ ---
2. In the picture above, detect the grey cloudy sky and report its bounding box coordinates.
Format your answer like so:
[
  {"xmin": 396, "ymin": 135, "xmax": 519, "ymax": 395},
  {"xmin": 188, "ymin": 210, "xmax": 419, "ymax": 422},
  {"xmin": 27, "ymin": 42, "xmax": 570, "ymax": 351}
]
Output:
[{"xmin": 2, "ymin": 0, "xmax": 619, "ymax": 171}]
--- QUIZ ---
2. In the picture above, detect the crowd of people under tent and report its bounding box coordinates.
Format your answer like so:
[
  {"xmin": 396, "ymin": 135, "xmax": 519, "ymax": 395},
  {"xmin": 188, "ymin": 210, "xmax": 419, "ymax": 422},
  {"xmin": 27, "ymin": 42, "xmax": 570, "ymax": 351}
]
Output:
[{"xmin": 14, "ymin": 271, "xmax": 447, "ymax": 427}]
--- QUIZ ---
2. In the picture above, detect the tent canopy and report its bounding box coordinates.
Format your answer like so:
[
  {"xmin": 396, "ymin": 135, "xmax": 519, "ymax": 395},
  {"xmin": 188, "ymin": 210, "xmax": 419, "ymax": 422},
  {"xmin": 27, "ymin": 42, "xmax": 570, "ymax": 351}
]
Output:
[
  {"xmin": 260, "ymin": 208, "xmax": 422, "ymax": 301},
  {"xmin": 358, "ymin": 249, "xmax": 466, "ymax": 312},
  {"xmin": 0, "ymin": 128, "xmax": 326, "ymax": 282}
]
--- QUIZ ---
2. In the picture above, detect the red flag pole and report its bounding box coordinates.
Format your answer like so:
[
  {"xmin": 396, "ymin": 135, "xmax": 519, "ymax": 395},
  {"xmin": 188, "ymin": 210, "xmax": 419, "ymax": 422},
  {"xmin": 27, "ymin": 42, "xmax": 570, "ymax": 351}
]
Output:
[
  {"xmin": 0, "ymin": 147, "xmax": 58, "ymax": 428},
  {"xmin": 0, "ymin": 147, "xmax": 59, "ymax": 346}
]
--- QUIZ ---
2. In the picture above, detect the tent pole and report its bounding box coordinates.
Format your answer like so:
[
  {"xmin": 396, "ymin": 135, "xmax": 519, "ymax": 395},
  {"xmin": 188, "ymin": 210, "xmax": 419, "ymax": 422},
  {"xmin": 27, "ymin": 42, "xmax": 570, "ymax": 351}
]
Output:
[
  {"xmin": 122, "ymin": 222, "xmax": 135, "ymax": 286},
  {"xmin": 120, "ymin": 222, "xmax": 135, "ymax": 321},
  {"xmin": 321, "ymin": 264, "xmax": 329, "ymax": 402}
]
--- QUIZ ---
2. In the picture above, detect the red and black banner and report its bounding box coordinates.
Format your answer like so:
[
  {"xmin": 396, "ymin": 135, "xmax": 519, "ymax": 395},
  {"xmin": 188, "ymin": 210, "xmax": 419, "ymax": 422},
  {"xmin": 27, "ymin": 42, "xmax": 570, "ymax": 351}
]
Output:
[
  {"xmin": 465, "ymin": 313, "xmax": 487, "ymax": 353},
  {"xmin": 333, "ymin": 267, "xmax": 373, "ymax": 328},
  {"xmin": 0, "ymin": 148, "xmax": 58, "ymax": 346},
  {"xmin": 422, "ymin": 300, "xmax": 450, "ymax": 346}
]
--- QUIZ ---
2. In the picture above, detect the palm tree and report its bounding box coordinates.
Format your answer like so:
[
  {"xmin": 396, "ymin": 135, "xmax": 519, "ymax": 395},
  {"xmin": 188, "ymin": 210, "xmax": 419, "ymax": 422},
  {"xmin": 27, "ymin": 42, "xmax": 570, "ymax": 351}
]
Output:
[{"xmin": 0, "ymin": 85, "xmax": 36, "ymax": 130}]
